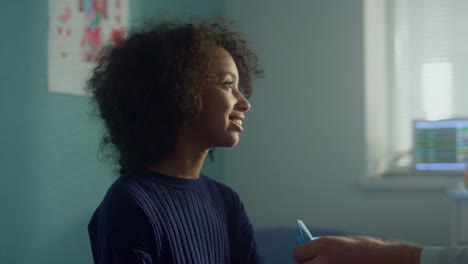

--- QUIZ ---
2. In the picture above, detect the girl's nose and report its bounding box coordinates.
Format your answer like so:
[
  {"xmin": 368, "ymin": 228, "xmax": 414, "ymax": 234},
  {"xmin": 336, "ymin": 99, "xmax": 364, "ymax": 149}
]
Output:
[{"xmin": 236, "ymin": 92, "xmax": 251, "ymax": 112}]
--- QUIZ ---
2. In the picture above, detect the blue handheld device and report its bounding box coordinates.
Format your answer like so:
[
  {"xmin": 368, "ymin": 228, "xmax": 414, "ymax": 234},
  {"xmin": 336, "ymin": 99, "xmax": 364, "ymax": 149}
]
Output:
[{"xmin": 296, "ymin": 219, "xmax": 319, "ymax": 245}]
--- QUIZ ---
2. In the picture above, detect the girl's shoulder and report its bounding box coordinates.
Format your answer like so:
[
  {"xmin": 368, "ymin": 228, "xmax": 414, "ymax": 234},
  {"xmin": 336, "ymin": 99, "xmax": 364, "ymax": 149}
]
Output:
[
  {"xmin": 201, "ymin": 174, "xmax": 242, "ymax": 204},
  {"xmin": 99, "ymin": 170, "xmax": 159, "ymax": 212}
]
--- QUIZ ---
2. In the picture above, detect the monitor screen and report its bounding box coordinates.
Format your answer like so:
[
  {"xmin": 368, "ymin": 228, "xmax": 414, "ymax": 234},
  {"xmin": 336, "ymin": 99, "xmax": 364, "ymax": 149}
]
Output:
[{"xmin": 414, "ymin": 119, "xmax": 468, "ymax": 171}]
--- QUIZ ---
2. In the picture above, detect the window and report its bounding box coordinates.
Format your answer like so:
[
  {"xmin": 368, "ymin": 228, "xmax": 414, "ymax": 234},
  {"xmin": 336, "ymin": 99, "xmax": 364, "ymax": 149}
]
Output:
[{"xmin": 364, "ymin": 0, "xmax": 468, "ymax": 179}]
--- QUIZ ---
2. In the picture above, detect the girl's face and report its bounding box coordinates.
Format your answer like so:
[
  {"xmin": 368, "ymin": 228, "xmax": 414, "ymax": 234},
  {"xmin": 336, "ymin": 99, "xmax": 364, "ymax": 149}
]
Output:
[{"xmin": 189, "ymin": 48, "xmax": 251, "ymax": 148}]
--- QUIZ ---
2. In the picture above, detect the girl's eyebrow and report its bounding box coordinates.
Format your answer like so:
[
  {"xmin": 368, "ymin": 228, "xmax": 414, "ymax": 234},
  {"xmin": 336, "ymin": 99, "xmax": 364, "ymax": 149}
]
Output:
[{"xmin": 222, "ymin": 72, "xmax": 238, "ymax": 80}]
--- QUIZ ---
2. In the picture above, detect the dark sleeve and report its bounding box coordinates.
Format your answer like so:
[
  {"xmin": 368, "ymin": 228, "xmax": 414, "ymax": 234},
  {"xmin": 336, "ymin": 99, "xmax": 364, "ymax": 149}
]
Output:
[
  {"xmin": 228, "ymin": 193, "xmax": 264, "ymax": 264},
  {"xmin": 90, "ymin": 189, "xmax": 159, "ymax": 264}
]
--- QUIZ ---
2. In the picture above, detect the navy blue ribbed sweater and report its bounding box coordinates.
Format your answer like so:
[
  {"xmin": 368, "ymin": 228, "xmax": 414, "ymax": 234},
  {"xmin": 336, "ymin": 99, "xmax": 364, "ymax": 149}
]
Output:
[{"xmin": 88, "ymin": 169, "xmax": 263, "ymax": 264}]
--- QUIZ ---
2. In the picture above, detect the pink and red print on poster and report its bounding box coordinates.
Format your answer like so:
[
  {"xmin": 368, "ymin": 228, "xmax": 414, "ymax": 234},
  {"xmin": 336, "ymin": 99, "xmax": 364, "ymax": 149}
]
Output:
[{"xmin": 48, "ymin": 0, "xmax": 128, "ymax": 96}]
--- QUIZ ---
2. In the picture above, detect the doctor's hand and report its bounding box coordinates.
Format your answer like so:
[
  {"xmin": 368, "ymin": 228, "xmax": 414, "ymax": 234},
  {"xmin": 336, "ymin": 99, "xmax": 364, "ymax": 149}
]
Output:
[{"xmin": 292, "ymin": 236, "xmax": 422, "ymax": 264}]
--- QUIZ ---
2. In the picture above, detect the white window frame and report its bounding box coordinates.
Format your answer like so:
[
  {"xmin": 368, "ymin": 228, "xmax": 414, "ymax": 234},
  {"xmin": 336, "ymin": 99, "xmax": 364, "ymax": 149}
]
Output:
[{"xmin": 363, "ymin": 0, "xmax": 464, "ymax": 190}]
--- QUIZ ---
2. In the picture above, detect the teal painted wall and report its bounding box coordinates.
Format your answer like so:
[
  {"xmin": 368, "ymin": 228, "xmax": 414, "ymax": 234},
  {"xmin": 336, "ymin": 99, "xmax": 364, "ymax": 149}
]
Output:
[
  {"xmin": 224, "ymin": 0, "xmax": 452, "ymax": 246},
  {"xmin": 0, "ymin": 1, "xmax": 223, "ymax": 263}
]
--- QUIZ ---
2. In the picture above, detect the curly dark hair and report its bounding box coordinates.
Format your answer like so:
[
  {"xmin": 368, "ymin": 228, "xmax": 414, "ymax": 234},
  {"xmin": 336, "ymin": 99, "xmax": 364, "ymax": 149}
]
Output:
[{"xmin": 86, "ymin": 18, "xmax": 263, "ymax": 174}]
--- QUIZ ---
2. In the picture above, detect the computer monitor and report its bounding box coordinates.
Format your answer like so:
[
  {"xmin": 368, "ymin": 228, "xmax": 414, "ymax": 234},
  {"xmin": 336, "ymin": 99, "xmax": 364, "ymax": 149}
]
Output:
[{"xmin": 414, "ymin": 119, "xmax": 468, "ymax": 171}]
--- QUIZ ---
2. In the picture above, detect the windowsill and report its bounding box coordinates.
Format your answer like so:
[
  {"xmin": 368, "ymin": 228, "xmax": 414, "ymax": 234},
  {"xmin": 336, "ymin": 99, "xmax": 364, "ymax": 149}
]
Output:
[
  {"xmin": 360, "ymin": 175, "xmax": 463, "ymax": 191},
  {"xmin": 447, "ymin": 185, "xmax": 468, "ymax": 200}
]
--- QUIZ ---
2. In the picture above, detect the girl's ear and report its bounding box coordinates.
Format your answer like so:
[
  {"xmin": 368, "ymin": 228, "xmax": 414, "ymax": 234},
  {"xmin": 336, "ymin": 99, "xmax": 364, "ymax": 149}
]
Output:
[{"xmin": 173, "ymin": 83, "xmax": 203, "ymax": 125}]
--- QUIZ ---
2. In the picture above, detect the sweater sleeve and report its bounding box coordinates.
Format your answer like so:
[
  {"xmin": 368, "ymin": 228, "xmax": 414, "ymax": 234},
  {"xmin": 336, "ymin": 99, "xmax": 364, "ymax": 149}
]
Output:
[
  {"xmin": 228, "ymin": 193, "xmax": 264, "ymax": 264},
  {"xmin": 90, "ymin": 188, "xmax": 158, "ymax": 264},
  {"xmin": 420, "ymin": 246, "xmax": 468, "ymax": 264}
]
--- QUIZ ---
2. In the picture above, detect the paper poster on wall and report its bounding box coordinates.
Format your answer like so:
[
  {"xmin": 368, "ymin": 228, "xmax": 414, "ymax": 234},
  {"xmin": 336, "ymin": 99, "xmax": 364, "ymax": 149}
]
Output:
[{"xmin": 48, "ymin": 0, "xmax": 129, "ymax": 96}]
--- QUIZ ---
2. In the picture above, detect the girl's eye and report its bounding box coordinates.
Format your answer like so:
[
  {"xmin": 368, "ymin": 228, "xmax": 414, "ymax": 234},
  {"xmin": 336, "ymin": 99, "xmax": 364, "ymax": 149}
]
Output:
[{"xmin": 224, "ymin": 81, "xmax": 234, "ymax": 89}]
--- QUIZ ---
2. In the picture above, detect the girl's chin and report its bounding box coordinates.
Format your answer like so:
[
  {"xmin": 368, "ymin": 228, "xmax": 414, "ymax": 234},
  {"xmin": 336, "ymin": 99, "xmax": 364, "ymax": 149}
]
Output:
[{"xmin": 212, "ymin": 136, "xmax": 240, "ymax": 148}]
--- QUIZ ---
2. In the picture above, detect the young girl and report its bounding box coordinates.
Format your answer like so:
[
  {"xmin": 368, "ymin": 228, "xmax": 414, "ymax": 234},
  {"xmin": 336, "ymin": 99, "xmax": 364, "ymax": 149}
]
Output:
[{"xmin": 86, "ymin": 19, "xmax": 264, "ymax": 263}]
